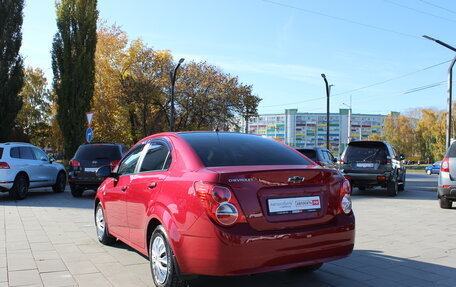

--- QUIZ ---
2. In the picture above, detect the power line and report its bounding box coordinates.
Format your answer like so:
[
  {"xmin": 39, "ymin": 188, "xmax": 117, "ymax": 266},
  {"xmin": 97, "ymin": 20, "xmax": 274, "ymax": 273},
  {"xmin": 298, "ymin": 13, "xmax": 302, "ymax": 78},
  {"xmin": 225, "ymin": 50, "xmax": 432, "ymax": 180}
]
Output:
[
  {"xmin": 418, "ymin": 0, "xmax": 456, "ymax": 15},
  {"xmin": 332, "ymin": 59, "xmax": 452, "ymax": 97},
  {"xmin": 259, "ymin": 59, "xmax": 451, "ymax": 108},
  {"xmin": 261, "ymin": 0, "xmax": 421, "ymax": 39},
  {"xmin": 383, "ymin": 0, "xmax": 456, "ymax": 23}
]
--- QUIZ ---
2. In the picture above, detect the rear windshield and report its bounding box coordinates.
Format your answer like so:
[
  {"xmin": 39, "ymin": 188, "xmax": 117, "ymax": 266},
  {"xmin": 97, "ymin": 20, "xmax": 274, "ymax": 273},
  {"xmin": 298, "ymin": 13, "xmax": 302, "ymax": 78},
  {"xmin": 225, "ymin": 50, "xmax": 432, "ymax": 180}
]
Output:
[
  {"xmin": 180, "ymin": 133, "xmax": 312, "ymax": 167},
  {"xmin": 0, "ymin": 148, "xmax": 3, "ymax": 159},
  {"xmin": 344, "ymin": 142, "xmax": 388, "ymax": 163},
  {"xmin": 74, "ymin": 145, "xmax": 121, "ymax": 161},
  {"xmin": 297, "ymin": 149, "xmax": 317, "ymax": 161}
]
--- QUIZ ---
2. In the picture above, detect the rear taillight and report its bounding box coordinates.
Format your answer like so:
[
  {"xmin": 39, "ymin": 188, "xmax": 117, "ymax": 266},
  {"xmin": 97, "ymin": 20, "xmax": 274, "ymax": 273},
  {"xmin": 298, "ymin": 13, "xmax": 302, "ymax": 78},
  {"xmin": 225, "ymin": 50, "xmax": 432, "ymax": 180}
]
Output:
[
  {"xmin": 441, "ymin": 158, "xmax": 450, "ymax": 173},
  {"xmin": 339, "ymin": 180, "xmax": 352, "ymax": 215},
  {"xmin": 0, "ymin": 162, "xmax": 10, "ymax": 169},
  {"xmin": 110, "ymin": 160, "xmax": 120, "ymax": 170},
  {"xmin": 69, "ymin": 160, "xmax": 80, "ymax": 167},
  {"xmin": 340, "ymin": 158, "xmax": 344, "ymax": 164},
  {"xmin": 194, "ymin": 181, "xmax": 247, "ymax": 226},
  {"xmin": 344, "ymin": 175, "xmax": 351, "ymax": 180}
]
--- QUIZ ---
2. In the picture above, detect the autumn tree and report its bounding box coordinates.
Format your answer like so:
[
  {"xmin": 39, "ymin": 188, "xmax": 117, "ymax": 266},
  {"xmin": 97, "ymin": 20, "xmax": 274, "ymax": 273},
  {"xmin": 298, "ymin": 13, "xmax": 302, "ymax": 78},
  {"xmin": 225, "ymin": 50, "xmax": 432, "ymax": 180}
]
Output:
[
  {"xmin": 13, "ymin": 67, "xmax": 52, "ymax": 146},
  {"xmin": 91, "ymin": 22, "xmax": 131, "ymax": 143},
  {"xmin": 382, "ymin": 114, "xmax": 417, "ymax": 156},
  {"xmin": 415, "ymin": 109, "xmax": 446, "ymax": 162},
  {"xmin": 0, "ymin": 0, "xmax": 24, "ymax": 141},
  {"xmin": 52, "ymin": 0, "xmax": 98, "ymax": 157}
]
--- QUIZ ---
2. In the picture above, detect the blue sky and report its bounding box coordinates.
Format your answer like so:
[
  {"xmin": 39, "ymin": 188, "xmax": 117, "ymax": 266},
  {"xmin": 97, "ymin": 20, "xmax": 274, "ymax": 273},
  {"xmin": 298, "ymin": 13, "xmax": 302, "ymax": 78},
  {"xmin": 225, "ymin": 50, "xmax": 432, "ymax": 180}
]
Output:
[{"xmin": 21, "ymin": 0, "xmax": 456, "ymax": 115}]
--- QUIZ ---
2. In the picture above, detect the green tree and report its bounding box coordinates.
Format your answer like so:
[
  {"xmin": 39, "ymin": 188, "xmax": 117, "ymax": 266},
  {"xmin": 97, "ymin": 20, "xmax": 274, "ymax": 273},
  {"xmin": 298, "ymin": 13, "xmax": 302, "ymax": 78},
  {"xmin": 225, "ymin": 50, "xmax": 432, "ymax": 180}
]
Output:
[
  {"xmin": 52, "ymin": 0, "xmax": 98, "ymax": 157},
  {"xmin": 0, "ymin": 0, "xmax": 24, "ymax": 141},
  {"xmin": 14, "ymin": 67, "xmax": 52, "ymax": 146}
]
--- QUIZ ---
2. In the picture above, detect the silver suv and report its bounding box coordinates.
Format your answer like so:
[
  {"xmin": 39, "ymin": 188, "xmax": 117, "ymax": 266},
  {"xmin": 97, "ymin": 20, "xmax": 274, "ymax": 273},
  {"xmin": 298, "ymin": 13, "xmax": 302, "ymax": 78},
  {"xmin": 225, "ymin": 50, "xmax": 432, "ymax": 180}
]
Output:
[
  {"xmin": 0, "ymin": 142, "xmax": 67, "ymax": 199},
  {"xmin": 437, "ymin": 143, "xmax": 456, "ymax": 209}
]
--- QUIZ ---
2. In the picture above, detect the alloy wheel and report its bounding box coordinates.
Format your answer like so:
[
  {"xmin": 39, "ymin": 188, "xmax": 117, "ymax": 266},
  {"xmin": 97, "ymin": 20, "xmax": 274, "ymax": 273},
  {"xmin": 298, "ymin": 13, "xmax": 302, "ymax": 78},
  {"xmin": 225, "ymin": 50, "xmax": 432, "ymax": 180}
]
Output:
[
  {"xmin": 96, "ymin": 207, "xmax": 105, "ymax": 240},
  {"xmin": 151, "ymin": 236, "xmax": 169, "ymax": 284}
]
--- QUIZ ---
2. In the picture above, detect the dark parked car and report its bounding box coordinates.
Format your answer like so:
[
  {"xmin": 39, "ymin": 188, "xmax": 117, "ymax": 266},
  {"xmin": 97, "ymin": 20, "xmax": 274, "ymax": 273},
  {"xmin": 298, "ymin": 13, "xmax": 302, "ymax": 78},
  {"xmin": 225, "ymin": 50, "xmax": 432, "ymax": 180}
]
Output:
[
  {"xmin": 297, "ymin": 147, "xmax": 338, "ymax": 169},
  {"xmin": 340, "ymin": 141, "xmax": 406, "ymax": 196},
  {"xmin": 94, "ymin": 132, "xmax": 354, "ymax": 286},
  {"xmin": 69, "ymin": 142, "xmax": 128, "ymax": 197}
]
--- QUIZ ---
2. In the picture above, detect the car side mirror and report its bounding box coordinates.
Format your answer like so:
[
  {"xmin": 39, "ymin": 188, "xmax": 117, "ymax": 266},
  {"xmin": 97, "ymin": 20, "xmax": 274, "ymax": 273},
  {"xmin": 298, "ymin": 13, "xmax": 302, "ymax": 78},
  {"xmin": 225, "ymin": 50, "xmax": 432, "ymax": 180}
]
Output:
[
  {"xmin": 333, "ymin": 157, "xmax": 338, "ymax": 163},
  {"xmin": 399, "ymin": 154, "xmax": 405, "ymax": 160},
  {"xmin": 96, "ymin": 165, "xmax": 118, "ymax": 179},
  {"xmin": 49, "ymin": 157, "xmax": 55, "ymax": 163}
]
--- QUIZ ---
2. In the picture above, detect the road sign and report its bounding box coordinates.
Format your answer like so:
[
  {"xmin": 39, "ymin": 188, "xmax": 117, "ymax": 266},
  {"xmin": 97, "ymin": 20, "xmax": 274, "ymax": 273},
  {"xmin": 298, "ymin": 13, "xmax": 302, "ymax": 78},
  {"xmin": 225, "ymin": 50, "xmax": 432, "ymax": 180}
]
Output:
[
  {"xmin": 86, "ymin": 128, "xmax": 93, "ymax": 143},
  {"xmin": 86, "ymin": 112, "xmax": 94, "ymax": 127}
]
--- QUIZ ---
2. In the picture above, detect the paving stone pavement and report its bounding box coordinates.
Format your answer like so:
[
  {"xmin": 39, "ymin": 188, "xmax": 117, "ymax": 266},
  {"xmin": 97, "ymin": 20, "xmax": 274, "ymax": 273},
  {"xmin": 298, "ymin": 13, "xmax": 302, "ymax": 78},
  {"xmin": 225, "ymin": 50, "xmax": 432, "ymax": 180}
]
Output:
[{"xmin": 0, "ymin": 172, "xmax": 455, "ymax": 287}]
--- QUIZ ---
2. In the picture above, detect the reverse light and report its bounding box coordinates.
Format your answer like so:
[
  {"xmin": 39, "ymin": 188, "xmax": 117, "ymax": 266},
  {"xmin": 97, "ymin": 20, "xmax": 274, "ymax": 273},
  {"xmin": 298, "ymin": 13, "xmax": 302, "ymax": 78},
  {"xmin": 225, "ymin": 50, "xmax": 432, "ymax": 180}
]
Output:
[
  {"xmin": 0, "ymin": 162, "xmax": 10, "ymax": 169},
  {"xmin": 339, "ymin": 180, "xmax": 352, "ymax": 215},
  {"xmin": 195, "ymin": 181, "xmax": 246, "ymax": 226},
  {"xmin": 441, "ymin": 158, "xmax": 450, "ymax": 173}
]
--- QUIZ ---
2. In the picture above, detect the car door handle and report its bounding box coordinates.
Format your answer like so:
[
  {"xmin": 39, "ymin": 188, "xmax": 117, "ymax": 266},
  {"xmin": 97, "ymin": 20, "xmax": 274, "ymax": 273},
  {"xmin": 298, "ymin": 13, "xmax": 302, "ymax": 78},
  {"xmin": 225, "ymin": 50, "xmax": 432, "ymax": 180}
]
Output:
[
  {"xmin": 148, "ymin": 182, "xmax": 157, "ymax": 189},
  {"xmin": 121, "ymin": 185, "xmax": 128, "ymax": 191}
]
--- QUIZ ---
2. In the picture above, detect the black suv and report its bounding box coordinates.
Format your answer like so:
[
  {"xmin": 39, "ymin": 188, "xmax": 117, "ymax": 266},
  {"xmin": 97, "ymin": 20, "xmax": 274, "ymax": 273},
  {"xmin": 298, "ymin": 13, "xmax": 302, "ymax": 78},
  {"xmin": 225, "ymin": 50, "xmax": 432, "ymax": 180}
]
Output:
[
  {"xmin": 296, "ymin": 147, "xmax": 338, "ymax": 169},
  {"xmin": 69, "ymin": 142, "xmax": 128, "ymax": 197},
  {"xmin": 340, "ymin": 141, "xmax": 406, "ymax": 196}
]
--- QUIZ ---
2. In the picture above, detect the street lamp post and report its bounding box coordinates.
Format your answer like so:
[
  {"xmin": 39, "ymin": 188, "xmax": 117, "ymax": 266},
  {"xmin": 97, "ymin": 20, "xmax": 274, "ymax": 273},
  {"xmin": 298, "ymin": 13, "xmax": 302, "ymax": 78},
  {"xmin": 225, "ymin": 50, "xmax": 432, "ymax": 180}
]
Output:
[
  {"xmin": 169, "ymin": 58, "xmax": 185, "ymax": 132},
  {"xmin": 422, "ymin": 35, "xmax": 456, "ymax": 148},
  {"xmin": 321, "ymin": 74, "xmax": 331, "ymax": 149}
]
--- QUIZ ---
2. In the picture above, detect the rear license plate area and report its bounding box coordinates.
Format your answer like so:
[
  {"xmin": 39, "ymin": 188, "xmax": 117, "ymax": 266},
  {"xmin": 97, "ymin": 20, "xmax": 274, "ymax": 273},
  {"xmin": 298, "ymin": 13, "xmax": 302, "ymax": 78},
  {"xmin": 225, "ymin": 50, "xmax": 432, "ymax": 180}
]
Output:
[{"xmin": 267, "ymin": 196, "xmax": 321, "ymax": 215}]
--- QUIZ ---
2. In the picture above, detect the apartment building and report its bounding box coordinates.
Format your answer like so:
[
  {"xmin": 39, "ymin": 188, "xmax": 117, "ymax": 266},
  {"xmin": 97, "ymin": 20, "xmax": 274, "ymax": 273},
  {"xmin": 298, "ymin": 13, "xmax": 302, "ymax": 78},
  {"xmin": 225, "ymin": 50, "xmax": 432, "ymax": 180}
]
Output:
[{"xmin": 241, "ymin": 109, "xmax": 388, "ymax": 155}]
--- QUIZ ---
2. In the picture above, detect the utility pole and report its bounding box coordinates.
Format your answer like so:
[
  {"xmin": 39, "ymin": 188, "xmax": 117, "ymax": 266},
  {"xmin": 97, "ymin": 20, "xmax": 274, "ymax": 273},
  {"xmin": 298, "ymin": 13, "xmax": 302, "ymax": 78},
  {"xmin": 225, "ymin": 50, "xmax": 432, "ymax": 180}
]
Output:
[
  {"xmin": 422, "ymin": 35, "xmax": 456, "ymax": 148},
  {"xmin": 321, "ymin": 74, "xmax": 331, "ymax": 149},
  {"xmin": 342, "ymin": 96, "xmax": 352, "ymax": 144},
  {"xmin": 169, "ymin": 58, "xmax": 185, "ymax": 132}
]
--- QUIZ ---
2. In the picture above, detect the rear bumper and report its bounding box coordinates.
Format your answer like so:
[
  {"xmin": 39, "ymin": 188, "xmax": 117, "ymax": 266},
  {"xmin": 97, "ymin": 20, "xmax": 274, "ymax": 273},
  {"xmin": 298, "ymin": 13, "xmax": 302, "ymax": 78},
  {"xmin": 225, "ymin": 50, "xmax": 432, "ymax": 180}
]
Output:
[
  {"xmin": 174, "ymin": 213, "xmax": 355, "ymax": 276},
  {"xmin": 0, "ymin": 182, "xmax": 13, "ymax": 190},
  {"xmin": 69, "ymin": 172, "xmax": 104, "ymax": 187},
  {"xmin": 438, "ymin": 186, "xmax": 456, "ymax": 200},
  {"xmin": 344, "ymin": 172, "xmax": 390, "ymax": 187}
]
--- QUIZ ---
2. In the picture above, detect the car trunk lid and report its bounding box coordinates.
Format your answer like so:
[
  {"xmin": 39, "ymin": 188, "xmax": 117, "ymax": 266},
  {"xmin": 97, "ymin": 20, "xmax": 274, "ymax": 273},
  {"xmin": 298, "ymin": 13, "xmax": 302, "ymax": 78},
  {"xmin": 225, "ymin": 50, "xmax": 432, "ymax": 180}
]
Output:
[{"xmin": 207, "ymin": 165, "xmax": 343, "ymax": 231}]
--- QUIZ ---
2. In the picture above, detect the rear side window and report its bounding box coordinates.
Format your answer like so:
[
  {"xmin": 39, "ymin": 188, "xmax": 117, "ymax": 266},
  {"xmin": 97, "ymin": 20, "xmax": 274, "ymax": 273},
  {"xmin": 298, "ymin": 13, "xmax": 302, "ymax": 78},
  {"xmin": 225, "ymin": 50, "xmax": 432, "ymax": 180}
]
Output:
[
  {"xmin": 10, "ymin": 147, "xmax": 35, "ymax": 159},
  {"xmin": 10, "ymin": 147, "xmax": 20, "ymax": 158},
  {"xmin": 140, "ymin": 143, "xmax": 171, "ymax": 172},
  {"xmin": 75, "ymin": 145, "xmax": 122, "ymax": 161},
  {"xmin": 344, "ymin": 143, "xmax": 388, "ymax": 163},
  {"xmin": 298, "ymin": 149, "xmax": 317, "ymax": 161},
  {"xmin": 446, "ymin": 143, "xmax": 456, "ymax": 157},
  {"xmin": 20, "ymin": 147, "xmax": 35, "ymax": 159},
  {"xmin": 0, "ymin": 148, "xmax": 3, "ymax": 159},
  {"xmin": 180, "ymin": 133, "xmax": 312, "ymax": 167}
]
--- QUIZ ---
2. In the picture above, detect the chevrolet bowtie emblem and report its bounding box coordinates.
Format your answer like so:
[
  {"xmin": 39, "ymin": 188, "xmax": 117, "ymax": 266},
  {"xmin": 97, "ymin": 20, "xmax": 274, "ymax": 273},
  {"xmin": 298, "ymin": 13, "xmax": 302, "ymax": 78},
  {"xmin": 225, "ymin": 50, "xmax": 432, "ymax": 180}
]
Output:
[{"xmin": 288, "ymin": 176, "xmax": 304, "ymax": 183}]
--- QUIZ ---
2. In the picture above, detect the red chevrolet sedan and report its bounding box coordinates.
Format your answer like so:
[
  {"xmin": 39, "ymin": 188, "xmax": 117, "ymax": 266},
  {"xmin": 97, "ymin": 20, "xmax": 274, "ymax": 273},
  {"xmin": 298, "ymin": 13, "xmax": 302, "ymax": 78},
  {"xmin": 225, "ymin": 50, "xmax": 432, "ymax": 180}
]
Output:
[{"xmin": 94, "ymin": 132, "xmax": 355, "ymax": 286}]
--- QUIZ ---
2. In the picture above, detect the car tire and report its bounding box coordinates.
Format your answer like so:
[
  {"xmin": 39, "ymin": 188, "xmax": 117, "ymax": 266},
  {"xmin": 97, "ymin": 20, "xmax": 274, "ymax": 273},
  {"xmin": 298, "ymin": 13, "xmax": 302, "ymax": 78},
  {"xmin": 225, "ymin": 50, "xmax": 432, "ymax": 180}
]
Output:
[
  {"xmin": 10, "ymin": 174, "xmax": 29, "ymax": 200},
  {"xmin": 426, "ymin": 170, "xmax": 431, "ymax": 175},
  {"xmin": 290, "ymin": 263, "xmax": 323, "ymax": 273},
  {"xmin": 70, "ymin": 183, "xmax": 83, "ymax": 197},
  {"xmin": 149, "ymin": 225, "xmax": 186, "ymax": 287},
  {"xmin": 52, "ymin": 172, "xmax": 66, "ymax": 193},
  {"xmin": 386, "ymin": 179, "xmax": 398, "ymax": 197},
  {"xmin": 439, "ymin": 197, "xmax": 452, "ymax": 209},
  {"xmin": 95, "ymin": 203, "xmax": 116, "ymax": 245}
]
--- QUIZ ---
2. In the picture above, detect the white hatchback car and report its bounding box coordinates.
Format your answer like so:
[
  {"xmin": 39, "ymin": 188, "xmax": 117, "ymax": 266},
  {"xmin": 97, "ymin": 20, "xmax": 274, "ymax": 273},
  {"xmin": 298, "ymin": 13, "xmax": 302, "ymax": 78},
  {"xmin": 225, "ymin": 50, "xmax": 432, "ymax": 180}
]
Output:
[{"xmin": 0, "ymin": 142, "xmax": 67, "ymax": 199}]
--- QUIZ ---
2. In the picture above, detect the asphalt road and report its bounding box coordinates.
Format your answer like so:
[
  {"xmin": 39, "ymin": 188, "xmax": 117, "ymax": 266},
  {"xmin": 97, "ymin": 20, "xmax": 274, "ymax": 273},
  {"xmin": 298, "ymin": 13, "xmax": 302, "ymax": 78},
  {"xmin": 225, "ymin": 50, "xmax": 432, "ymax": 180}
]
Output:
[{"xmin": 1, "ymin": 172, "xmax": 455, "ymax": 287}]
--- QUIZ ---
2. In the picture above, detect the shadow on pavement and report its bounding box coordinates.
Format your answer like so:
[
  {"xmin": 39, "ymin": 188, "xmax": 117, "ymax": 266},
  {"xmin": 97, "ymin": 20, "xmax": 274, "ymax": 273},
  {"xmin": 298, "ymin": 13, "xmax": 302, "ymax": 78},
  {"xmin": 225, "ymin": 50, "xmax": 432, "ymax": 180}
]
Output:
[
  {"xmin": 0, "ymin": 187, "xmax": 96, "ymax": 209},
  {"xmin": 186, "ymin": 250, "xmax": 456, "ymax": 287}
]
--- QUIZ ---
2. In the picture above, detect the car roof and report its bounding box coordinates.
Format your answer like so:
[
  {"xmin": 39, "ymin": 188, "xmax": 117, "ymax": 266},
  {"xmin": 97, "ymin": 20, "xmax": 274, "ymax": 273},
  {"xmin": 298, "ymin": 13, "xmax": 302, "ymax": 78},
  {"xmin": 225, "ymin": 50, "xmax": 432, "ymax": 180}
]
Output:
[{"xmin": 0, "ymin": 142, "xmax": 35, "ymax": 147}]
